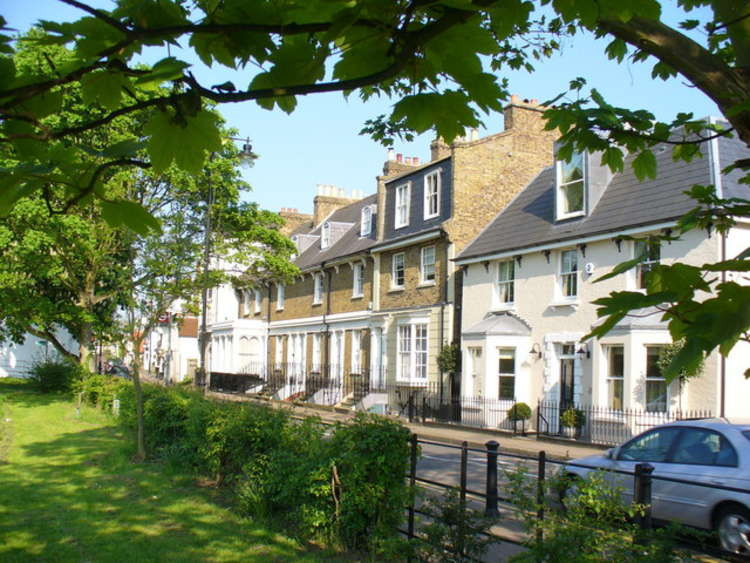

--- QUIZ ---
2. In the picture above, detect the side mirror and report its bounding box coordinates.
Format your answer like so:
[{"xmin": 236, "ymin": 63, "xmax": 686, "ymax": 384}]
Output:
[{"xmin": 606, "ymin": 448, "xmax": 617, "ymax": 460}]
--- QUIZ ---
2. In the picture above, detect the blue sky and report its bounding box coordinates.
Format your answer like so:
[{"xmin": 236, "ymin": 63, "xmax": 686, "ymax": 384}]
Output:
[{"xmin": 4, "ymin": 1, "xmax": 720, "ymax": 214}]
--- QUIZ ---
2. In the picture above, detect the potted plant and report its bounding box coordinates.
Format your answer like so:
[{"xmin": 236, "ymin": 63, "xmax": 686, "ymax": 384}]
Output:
[
  {"xmin": 507, "ymin": 402, "xmax": 532, "ymax": 435},
  {"xmin": 561, "ymin": 407, "xmax": 586, "ymax": 438}
]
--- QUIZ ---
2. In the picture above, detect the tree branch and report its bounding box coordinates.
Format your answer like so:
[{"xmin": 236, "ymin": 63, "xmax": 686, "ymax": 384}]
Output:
[
  {"xmin": 597, "ymin": 15, "xmax": 750, "ymax": 145},
  {"xmin": 26, "ymin": 326, "xmax": 78, "ymax": 361}
]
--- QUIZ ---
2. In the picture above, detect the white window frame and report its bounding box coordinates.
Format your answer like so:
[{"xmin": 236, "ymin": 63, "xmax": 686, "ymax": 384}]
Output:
[
  {"xmin": 276, "ymin": 283, "xmax": 285, "ymax": 311},
  {"xmin": 497, "ymin": 348, "xmax": 516, "ymax": 400},
  {"xmin": 351, "ymin": 330, "xmax": 361, "ymax": 374},
  {"xmin": 495, "ymin": 260, "xmax": 515, "ymax": 306},
  {"xmin": 360, "ymin": 205, "xmax": 372, "ymax": 237},
  {"xmin": 606, "ymin": 345, "xmax": 624, "ymax": 411},
  {"xmin": 392, "ymin": 252, "xmax": 405, "ymax": 289},
  {"xmin": 423, "ymin": 171, "xmax": 440, "ymax": 220},
  {"xmin": 420, "ymin": 245, "xmax": 436, "ymax": 284},
  {"xmin": 321, "ymin": 222, "xmax": 331, "ymax": 249},
  {"xmin": 254, "ymin": 288, "xmax": 262, "ymax": 314},
  {"xmin": 313, "ymin": 273, "xmax": 323, "ymax": 305},
  {"xmin": 396, "ymin": 321, "xmax": 429, "ymax": 383},
  {"xmin": 312, "ymin": 333, "xmax": 321, "ymax": 372},
  {"xmin": 555, "ymin": 151, "xmax": 586, "ymax": 220},
  {"xmin": 558, "ymin": 249, "xmax": 579, "ymax": 300},
  {"xmin": 274, "ymin": 335, "xmax": 284, "ymax": 365},
  {"xmin": 352, "ymin": 262, "xmax": 364, "ymax": 298},
  {"xmin": 634, "ymin": 239, "xmax": 661, "ymax": 290},
  {"xmin": 646, "ymin": 345, "xmax": 668, "ymax": 413},
  {"xmin": 395, "ymin": 183, "xmax": 410, "ymax": 229}
]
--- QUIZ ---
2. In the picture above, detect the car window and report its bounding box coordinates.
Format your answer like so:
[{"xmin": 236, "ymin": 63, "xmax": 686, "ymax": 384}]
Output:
[
  {"xmin": 672, "ymin": 428, "xmax": 738, "ymax": 467},
  {"xmin": 618, "ymin": 427, "xmax": 681, "ymax": 462}
]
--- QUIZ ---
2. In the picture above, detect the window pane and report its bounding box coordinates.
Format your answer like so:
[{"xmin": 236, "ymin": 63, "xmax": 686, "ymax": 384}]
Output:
[
  {"xmin": 499, "ymin": 376, "xmax": 515, "ymax": 399},
  {"xmin": 415, "ymin": 324, "xmax": 428, "ymax": 379},
  {"xmin": 619, "ymin": 427, "xmax": 681, "ymax": 462},
  {"xmin": 563, "ymin": 181, "xmax": 584, "ymax": 214},
  {"xmin": 673, "ymin": 428, "xmax": 738, "ymax": 466},
  {"xmin": 561, "ymin": 152, "xmax": 584, "ymax": 184},
  {"xmin": 646, "ymin": 346, "xmax": 663, "ymax": 379}
]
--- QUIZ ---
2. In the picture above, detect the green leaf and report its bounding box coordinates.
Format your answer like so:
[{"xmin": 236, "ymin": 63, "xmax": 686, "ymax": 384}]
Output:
[
  {"xmin": 81, "ymin": 70, "xmax": 130, "ymax": 110},
  {"xmin": 0, "ymin": 56, "xmax": 16, "ymax": 87},
  {"xmin": 144, "ymin": 109, "xmax": 223, "ymax": 174},
  {"xmin": 100, "ymin": 200, "xmax": 161, "ymax": 235},
  {"xmin": 134, "ymin": 57, "xmax": 190, "ymax": 88},
  {"xmin": 594, "ymin": 255, "xmax": 642, "ymax": 283},
  {"xmin": 702, "ymin": 259, "xmax": 750, "ymax": 272},
  {"xmin": 632, "ymin": 150, "xmax": 657, "ymax": 181},
  {"xmin": 0, "ymin": 177, "xmax": 36, "ymax": 216}
]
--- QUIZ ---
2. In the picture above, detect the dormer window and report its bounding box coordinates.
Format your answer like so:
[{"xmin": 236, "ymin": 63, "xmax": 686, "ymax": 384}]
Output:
[
  {"xmin": 360, "ymin": 205, "xmax": 373, "ymax": 237},
  {"xmin": 321, "ymin": 222, "xmax": 331, "ymax": 249},
  {"xmin": 556, "ymin": 151, "xmax": 586, "ymax": 220},
  {"xmin": 395, "ymin": 183, "xmax": 410, "ymax": 228},
  {"xmin": 424, "ymin": 171, "xmax": 440, "ymax": 219}
]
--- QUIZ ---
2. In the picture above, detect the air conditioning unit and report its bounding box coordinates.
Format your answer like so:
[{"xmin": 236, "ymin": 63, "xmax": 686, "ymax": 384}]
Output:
[{"xmin": 584, "ymin": 262, "xmax": 595, "ymax": 275}]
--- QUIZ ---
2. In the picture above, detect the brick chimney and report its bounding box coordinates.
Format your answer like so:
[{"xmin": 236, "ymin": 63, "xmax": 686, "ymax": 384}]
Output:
[
  {"xmin": 278, "ymin": 207, "xmax": 313, "ymax": 236},
  {"xmin": 382, "ymin": 151, "xmax": 422, "ymax": 177},
  {"xmin": 503, "ymin": 95, "xmax": 545, "ymax": 131},
  {"xmin": 313, "ymin": 185, "xmax": 359, "ymax": 226},
  {"xmin": 430, "ymin": 137, "xmax": 451, "ymax": 161}
]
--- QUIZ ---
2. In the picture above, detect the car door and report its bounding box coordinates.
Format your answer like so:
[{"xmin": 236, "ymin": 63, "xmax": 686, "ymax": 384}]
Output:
[
  {"xmin": 609, "ymin": 426, "xmax": 683, "ymax": 517},
  {"xmin": 657, "ymin": 427, "xmax": 743, "ymax": 529}
]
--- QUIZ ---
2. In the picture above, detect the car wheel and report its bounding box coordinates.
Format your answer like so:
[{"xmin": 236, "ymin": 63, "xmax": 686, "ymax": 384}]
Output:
[{"xmin": 716, "ymin": 504, "xmax": 750, "ymax": 554}]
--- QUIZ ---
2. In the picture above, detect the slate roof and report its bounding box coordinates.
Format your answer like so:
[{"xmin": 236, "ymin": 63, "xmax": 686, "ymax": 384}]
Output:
[
  {"xmin": 293, "ymin": 193, "xmax": 378, "ymax": 270},
  {"xmin": 457, "ymin": 132, "xmax": 749, "ymax": 262},
  {"xmin": 462, "ymin": 313, "xmax": 532, "ymax": 337},
  {"xmin": 591, "ymin": 307, "xmax": 668, "ymax": 331}
]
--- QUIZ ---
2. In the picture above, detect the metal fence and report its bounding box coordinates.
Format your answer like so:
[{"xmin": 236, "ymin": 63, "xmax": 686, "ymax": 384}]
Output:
[
  {"xmin": 536, "ymin": 401, "xmax": 714, "ymax": 446},
  {"xmin": 207, "ymin": 366, "xmax": 714, "ymax": 444}
]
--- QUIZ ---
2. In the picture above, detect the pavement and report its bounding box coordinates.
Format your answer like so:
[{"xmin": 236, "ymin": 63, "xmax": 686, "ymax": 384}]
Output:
[{"xmin": 206, "ymin": 389, "xmax": 608, "ymax": 461}]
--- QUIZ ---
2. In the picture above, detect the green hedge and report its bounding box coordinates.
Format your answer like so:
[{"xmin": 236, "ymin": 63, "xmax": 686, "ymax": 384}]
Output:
[{"xmin": 117, "ymin": 383, "xmax": 411, "ymax": 552}]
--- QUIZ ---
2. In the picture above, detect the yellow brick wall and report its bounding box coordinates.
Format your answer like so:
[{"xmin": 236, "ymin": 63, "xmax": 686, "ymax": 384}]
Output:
[
  {"xmin": 444, "ymin": 102, "xmax": 556, "ymax": 254},
  {"xmin": 379, "ymin": 239, "xmax": 446, "ymax": 311}
]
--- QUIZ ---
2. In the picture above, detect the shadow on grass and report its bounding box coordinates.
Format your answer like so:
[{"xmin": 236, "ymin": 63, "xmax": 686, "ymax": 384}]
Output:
[
  {"xmin": 0, "ymin": 389, "xmax": 338, "ymax": 562},
  {"xmin": 0, "ymin": 378, "xmax": 72, "ymax": 408}
]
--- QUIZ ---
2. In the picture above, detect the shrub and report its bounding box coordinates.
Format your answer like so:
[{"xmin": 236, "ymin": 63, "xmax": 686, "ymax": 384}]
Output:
[
  {"xmin": 437, "ymin": 343, "xmax": 460, "ymax": 374},
  {"xmin": 27, "ymin": 358, "xmax": 83, "ymax": 393},
  {"xmin": 418, "ymin": 488, "xmax": 494, "ymax": 562},
  {"xmin": 73, "ymin": 373, "xmax": 128, "ymax": 409},
  {"xmin": 561, "ymin": 407, "xmax": 586, "ymax": 428},
  {"xmin": 507, "ymin": 402, "xmax": 532, "ymax": 421}
]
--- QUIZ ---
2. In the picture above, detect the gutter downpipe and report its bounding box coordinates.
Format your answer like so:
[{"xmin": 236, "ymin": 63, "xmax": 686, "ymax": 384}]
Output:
[{"xmin": 709, "ymin": 118, "xmax": 726, "ymax": 418}]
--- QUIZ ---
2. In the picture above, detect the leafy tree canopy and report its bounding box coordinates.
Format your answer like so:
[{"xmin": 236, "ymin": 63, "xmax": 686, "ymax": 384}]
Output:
[{"xmin": 0, "ymin": 0, "xmax": 749, "ymax": 379}]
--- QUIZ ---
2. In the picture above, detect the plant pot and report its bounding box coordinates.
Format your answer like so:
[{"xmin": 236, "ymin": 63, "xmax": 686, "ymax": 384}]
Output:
[{"xmin": 562, "ymin": 425, "xmax": 578, "ymax": 439}]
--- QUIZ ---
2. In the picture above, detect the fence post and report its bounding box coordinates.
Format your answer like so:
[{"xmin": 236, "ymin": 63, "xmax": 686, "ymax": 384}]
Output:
[
  {"xmin": 408, "ymin": 433, "xmax": 418, "ymax": 542},
  {"xmin": 422, "ymin": 396, "xmax": 428, "ymax": 423},
  {"xmin": 536, "ymin": 400, "xmax": 540, "ymax": 440},
  {"xmin": 458, "ymin": 440, "xmax": 468, "ymax": 558},
  {"xmin": 408, "ymin": 393, "xmax": 414, "ymax": 423},
  {"xmin": 634, "ymin": 462, "xmax": 654, "ymax": 534},
  {"xmin": 484, "ymin": 440, "xmax": 500, "ymax": 517},
  {"xmin": 536, "ymin": 450, "xmax": 546, "ymax": 545}
]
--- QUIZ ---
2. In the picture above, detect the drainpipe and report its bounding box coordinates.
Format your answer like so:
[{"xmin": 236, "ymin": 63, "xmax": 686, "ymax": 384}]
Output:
[
  {"xmin": 323, "ymin": 263, "xmax": 331, "ymax": 378},
  {"xmin": 720, "ymin": 232, "xmax": 727, "ymax": 418}
]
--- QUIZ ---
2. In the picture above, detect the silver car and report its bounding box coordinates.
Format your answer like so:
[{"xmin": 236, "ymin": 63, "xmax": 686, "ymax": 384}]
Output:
[{"xmin": 564, "ymin": 419, "xmax": 750, "ymax": 554}]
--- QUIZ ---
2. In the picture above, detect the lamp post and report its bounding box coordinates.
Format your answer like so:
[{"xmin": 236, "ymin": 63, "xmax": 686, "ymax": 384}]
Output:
[{"xmin": 198, "ymin": 136, "xmax": 254, "ymax": 390}]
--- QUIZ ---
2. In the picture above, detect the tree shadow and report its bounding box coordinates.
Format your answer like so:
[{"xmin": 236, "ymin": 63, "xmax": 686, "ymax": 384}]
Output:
[{"xmin": 0, "ymin": 412, "xmax": 339, "ymax": 561}]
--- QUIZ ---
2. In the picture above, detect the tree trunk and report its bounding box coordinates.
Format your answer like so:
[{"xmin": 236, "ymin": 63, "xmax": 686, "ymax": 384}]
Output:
[
  {"xmin": 130, "ymin": 355, "xmax": 147, "ymax": 462},
  {"xmin": 79, "ymin": 322, "xmax": 94, "ymax": 371}
]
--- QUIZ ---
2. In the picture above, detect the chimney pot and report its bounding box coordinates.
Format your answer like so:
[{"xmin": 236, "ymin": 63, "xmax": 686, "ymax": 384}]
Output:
[
  {"xmin": 396, "ymin": 153, "xmax": 403, "ymax": 163},
  {"xmin": 387, "ymin": 148, "xmax": 395, "ymax": 161},
  {"xmin": 413, "ymin": 156, "xmax": 420, "ymax": 165}
]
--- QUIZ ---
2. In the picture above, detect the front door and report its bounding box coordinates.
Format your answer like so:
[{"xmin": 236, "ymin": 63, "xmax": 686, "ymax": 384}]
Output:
[{"xmin": 559, "ymin": 344, "xmax": 576, "ymax": 409}]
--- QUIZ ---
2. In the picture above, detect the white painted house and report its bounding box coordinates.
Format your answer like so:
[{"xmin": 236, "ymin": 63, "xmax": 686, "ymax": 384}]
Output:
[
  {"xmin": 455, "ymin": 127, "xmax": 750, "ymax": 431},
  {"xmin": 0, "ymin": 331, "xmax": 78, "ymax": 378}
]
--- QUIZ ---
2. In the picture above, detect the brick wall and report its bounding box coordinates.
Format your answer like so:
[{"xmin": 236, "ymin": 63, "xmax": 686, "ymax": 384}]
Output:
[
  {"xmin": 444, "ymin": 98, "xmax": 556, "ymax": 254},
  {"xmin": 379, "ymin": 239, "xmax": 446, "ymax": 311},
  {"xmin": 328, "ymin": 259, "xmax": 373, "ymax": 314}
]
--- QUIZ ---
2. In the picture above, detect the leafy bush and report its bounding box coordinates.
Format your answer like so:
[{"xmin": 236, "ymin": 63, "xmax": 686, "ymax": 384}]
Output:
[
  {"xmin": 560, "ymin": 407, "xmax": 586, "ymax": 428},
  {"xmin": 27, "ymin": 358, "xmax": 83, "ymax": 392},
  {"xmin": 507, "ymin": 402, "xmax": 532, "ymax": 421},
  {"xmin": 417, "ymin": 487, "xmax": 494, "ymax": 562},
  {"xmin": 437, "ymin": 343, "xmax": 460, "ymax": 374},
  {"xmin": 73, "ymin": 374, "xmax": 128, "ymax": 409},
  {"xmin": 117, "ymin": 383, "xmax": 411, "ymax": 553},
  {"xmin": 504, "ymin": 467, "xmax": 689, "ymax": 562}
]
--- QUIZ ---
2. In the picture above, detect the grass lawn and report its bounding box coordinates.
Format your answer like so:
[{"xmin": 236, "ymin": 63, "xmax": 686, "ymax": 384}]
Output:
[{"xmin": 0, "ymin": 378, "xmax": 345, "ymax": 562}]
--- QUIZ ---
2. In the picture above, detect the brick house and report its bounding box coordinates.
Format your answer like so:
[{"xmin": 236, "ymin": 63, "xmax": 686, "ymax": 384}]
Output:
[{"xmin": 454, "ymin": 122, "xmax": 750, "ymax": 436}]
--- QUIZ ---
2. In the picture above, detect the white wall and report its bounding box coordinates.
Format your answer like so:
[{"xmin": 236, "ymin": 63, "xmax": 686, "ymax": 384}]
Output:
[
  {"xmin": 460, "ymin": 227, "xmax": 726, "ymax": 412},
  {"xmin": 0, "ymin": 330, "xmax": 78, "ymax": 378}
]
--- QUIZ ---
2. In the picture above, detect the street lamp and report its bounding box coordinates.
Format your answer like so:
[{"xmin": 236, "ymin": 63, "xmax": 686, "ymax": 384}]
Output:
[{"xmin": 198, "ymin": 136, "xmax": 254, "ymax": 390}]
